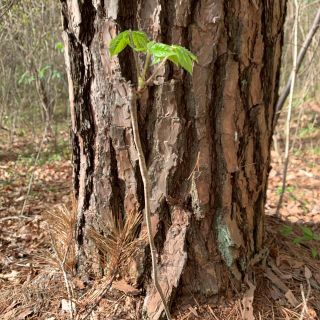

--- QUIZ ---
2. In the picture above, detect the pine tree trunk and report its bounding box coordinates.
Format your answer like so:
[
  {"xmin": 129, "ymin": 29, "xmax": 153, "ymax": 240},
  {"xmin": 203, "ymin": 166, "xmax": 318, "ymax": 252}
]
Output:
[{"xmin": 61, "ymin": 1, "xmax": 287, "ymax": 318}]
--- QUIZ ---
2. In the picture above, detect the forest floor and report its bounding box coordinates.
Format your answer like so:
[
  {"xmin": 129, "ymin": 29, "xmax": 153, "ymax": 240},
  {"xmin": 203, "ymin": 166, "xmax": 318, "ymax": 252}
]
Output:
[{"xmin": 0, "ymin": 104, "xmax": 319, "ymax": 320}]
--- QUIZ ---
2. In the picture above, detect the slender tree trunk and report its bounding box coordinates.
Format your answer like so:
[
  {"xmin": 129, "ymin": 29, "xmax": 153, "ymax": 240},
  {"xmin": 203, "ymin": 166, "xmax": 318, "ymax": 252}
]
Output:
[
  {"xmin": 61, "ymin": 1, "xmax": 287, "ymax": 318},
  {"xmin": 34, "ymin": 71, "xmax": 54, "ymax": 137}
]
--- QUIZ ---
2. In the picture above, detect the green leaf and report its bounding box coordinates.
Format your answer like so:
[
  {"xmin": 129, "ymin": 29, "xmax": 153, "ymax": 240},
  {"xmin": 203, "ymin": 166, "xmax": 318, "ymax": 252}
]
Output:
[
  {"xmin": 18, "ymin": 71, "xmax": 35, "ymax": 85},
  {"xmin": 167, "ymin": 55, "xmax": 180, "ymax": 67},
  {"xmin": 171, "ymin": 45, "xmax": 197, "ymax": 74},
  {"xmin": 293, "ymin": 236, "xmax": 303, "ymax": 245},
  {"xmin": 147, "ymin": 42, "xmax": 176, "ymax": 59},
  {"xmin": 52, "ymin": 69, "xmax": 62, "ymax": 80},
  {"xmin": 147, "ymin": 42, "xmax": 197, "ymax": 74},
  {"xmin": 151, "ymin": 56, "xmax": 162, "ymax": 65},
  {"xmin": 281, "ymin": 225, "xmax": 293, "ymax": 237},
  {"xmin": 129, "ymin": 31, "xmax": 149, "ymax": 52},
  {"xmin": 311, "ymin": 248, "xmax": 318, "ymax": 258},
  {"xmin": 39, "ymin": 65, "xmax": 51, "ymax": 79},
  {"xmin": 109, "ymin": 31, "xmax": 130, "ymax": 56},
  {"xmin": 27, "ymin": 75, "xmax": 35, "ymax": 84},
  {"xmin": 173, "ymin": 45, "xmax": 197, "ymax": 61},
  {"xmin": 300, "ymin": 226, "xmax": 313, "ymax": 240},
  {"xmin": 55, "ymin": 42, "xmax": 64, "ymax": 53}
]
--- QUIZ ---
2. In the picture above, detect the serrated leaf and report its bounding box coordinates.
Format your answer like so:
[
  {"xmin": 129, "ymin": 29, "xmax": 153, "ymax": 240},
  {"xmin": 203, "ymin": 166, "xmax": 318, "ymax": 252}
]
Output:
[
  {"xmin": 167, "ymin": 54, "xmax": 179, "ymax": 66},
  {"xmin": 172, "ymin": 45, "xmax": 197, "ymax": 74},
  {"xmin": 172, "ymin": 45, "xmax": 197, "ymax": 59},
  {"xmin": 151, "ymin": 56, "xmax": 162, "ymax": 65},
  {"xmin": 147, "ymin": 41, "xmax": 156, "ymax": 51},
  {"xmin": 147, "ymin": 42, "xmax": 197, "ymax": 74},
  {"xmin": 147, "ymin": 42, "xmax": 176, "ymax": 58},
  {"xmin": 109, "ymin": 31, "xmax": 129, "ymax": 56},
  {"xmin": 129, "ymin": 31, "xmax": 149, "ymax": 52}
]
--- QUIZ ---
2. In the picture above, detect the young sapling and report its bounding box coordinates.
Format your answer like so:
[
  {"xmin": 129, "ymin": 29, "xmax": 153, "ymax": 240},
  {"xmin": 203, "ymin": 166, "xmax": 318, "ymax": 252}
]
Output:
[{"xmin": 109, "ymin": 29, "xmax": 197, "ymax": 319}]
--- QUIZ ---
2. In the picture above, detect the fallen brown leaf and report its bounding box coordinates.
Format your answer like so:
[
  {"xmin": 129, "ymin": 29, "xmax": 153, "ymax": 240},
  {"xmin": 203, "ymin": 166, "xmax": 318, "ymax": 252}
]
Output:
[{"xmin": 112, "ymin": 279, "xmax": 140, "ymax": 295}]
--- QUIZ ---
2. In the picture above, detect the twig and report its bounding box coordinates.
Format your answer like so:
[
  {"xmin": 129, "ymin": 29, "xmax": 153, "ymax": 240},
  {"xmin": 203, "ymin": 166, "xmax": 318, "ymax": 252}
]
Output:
[
  {"xmin": 0, "ymin": 215, "xmax": 31, "ymax": 221},
  {"xmin": 0, "ymin": 0, "xmax": 18, "ymax": 19},
  {"xmin": 274, "ymin": 6, "xmax": 320, "ymax": 123},
  {"xmin": 187, "ymin": 151, "xmax": 200, "ymax": 180},
  {"xmin": 275, "ymin": 0, "xmax": 300, "ymax": 217},
  {"xmin": 143, "ymin": 58, "xmax": 167, "ymax": 89}
]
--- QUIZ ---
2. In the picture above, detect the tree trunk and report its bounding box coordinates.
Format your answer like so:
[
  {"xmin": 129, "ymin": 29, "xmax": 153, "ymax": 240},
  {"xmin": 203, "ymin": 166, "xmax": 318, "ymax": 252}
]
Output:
[{"xmin": 61, "ymin": 0, "xmax": 287, "ymax": 318}]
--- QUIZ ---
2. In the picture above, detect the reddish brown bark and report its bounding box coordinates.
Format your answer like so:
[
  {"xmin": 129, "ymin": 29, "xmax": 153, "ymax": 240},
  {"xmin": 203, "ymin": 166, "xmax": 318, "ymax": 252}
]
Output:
[{"xmin": 61, "ymin": 1, "xmax": 287, "ymax": 318}]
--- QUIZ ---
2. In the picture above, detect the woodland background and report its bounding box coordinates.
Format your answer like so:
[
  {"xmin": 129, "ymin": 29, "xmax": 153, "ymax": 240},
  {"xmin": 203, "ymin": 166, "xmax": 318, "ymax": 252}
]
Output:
[{"xmin": 0, "ymin": 0, "xmax": 319, "ymax": 319}]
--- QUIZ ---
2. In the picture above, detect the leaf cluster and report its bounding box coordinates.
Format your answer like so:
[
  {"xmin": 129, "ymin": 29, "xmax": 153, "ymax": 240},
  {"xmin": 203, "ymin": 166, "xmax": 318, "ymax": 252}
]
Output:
[
  {"xmin": 109, "ymin": 30, "xmax": 197, "ymax": 74},
  {"xmin": 281, "ymin": 224, "xmax": 320, "ymax": 258},
  {"xmin": 18, "ymin": 64, "xmax": 62, "ymax": 85}
]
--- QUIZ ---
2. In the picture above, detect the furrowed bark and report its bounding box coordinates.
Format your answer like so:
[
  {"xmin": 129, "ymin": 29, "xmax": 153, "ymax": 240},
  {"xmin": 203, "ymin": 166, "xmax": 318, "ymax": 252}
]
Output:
[{"xmin": 61, "ymin": 1, "xmax": 287, "ymax": 319}]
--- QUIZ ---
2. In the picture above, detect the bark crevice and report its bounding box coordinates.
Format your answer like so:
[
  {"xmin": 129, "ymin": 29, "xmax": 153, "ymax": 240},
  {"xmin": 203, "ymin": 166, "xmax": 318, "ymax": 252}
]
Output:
[{"xmin": 109, "ymin": 137, "xmax": 125, "ymax": 225}]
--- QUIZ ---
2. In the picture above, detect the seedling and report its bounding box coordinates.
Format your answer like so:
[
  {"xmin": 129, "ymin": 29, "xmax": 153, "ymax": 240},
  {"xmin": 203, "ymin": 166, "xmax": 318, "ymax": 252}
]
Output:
[
  {"xmin": 281, "ymin": 225, "xmax": 320, "ymax": 258},
  {"xmin": 276, "ymin": 185, "xmax": 295, "ymax": 195},
  {"xmin": 109, "ymin": 30, "xmax": 197, "ymax": 89},
  {"xmin": 109, "ymin": 30, "xmax": 197, "ymax": 320}
]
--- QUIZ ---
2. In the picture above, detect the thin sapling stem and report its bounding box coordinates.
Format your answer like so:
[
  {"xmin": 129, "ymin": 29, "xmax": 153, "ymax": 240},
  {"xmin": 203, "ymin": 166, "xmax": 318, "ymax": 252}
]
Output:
[
  {"xmin": 108, "ymin": 30, "xmax": 196, "ymax": 319},
  {"xmin": 128, "ymin": 29, "xmax": 172, "ymax": 320}
]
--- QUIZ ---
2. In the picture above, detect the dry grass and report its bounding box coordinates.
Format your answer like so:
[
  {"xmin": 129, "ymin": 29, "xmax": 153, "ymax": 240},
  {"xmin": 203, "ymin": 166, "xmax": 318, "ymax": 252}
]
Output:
[
  {"xmin": 2, "ymin": 212, "xmax": 319, "ymax": 320},
  {"xmin": 43, "ymin": 204, "xmax": 77, "ymax": 275},
  {"xmin": 87, "ymin": 209, "xmax": 144, "ymax": 276}
]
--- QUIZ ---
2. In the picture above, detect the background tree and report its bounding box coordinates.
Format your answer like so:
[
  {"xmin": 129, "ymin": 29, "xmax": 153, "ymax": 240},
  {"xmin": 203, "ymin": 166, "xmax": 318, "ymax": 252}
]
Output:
[
  {"xmin": 61, "ymin": 1, "xmax": 287, "ymax": 318},
  {"xmin": 0, "ymin": 0, "xmax": 67, "ymax": 142}
]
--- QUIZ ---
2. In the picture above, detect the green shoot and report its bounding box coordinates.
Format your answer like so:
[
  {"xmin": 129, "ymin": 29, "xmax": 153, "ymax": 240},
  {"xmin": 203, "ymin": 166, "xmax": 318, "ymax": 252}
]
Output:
[
  {"xmin": 109, "ymin": 30, "xmax": 197, "ymax": 75},
  {"xmin": 108, "ymin": 30, "xmax": 197, "ymax": 320}
]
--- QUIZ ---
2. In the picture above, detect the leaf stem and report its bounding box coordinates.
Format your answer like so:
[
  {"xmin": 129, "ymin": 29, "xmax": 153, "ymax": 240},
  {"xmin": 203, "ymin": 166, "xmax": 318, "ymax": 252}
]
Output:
[
  {"xmin": 142, "ymin": 52, "xmax": 151, "ymax": 81},
  {"xmin": 143, "ymin": 58, "xmax": 167, "ymax": 89},
  {"xmin": 128, "ymin": 30, "xmax": 141, "ymax": 82}
]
